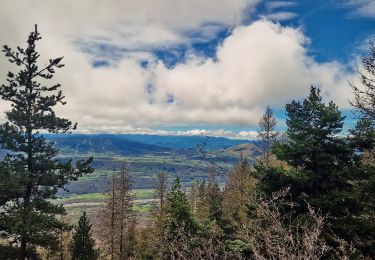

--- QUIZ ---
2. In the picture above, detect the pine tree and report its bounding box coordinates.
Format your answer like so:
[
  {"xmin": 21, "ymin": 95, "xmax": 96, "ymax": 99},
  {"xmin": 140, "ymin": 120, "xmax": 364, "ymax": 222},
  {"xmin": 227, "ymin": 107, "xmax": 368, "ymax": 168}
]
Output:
[
  {"xmin": 258, "ymin": 105, "xmax": 278, "ymax": 166},
  {"xmin": 71, "ymin": 212, "xmax": 99, "ymax": 260},
  {"xmin": 347, "ymin": 119, "xmax": 375, "ymax": 257},
  {"xmin": 206, "ymin": 178, "xmax": 224, "ymax": 225},
  {"xmin": 158, "ymin": 177, "xmax": 197, "ymax": 259},
  {"xmin": 269, "ymin": 86, "xmax": 353, "ymax": 201},
  {"xmin": 349, "ymin": 118, "xmax": 375, "ymax": 154},
  {"xmin": 348, "ymin": 48, "xmax": 375, "ymax": 255},
  {"xmin": 121, "ymin": 217, "xmax": 137, "ymax": 260},
  {"xmin": 261, "ymin": 86, "xmax": 374, "ymax": 257},
  {"xmin": 350, "ymin": 40, "xmax": 375, "ymax": 121},
  {"xmin": 0, "ymin": 25, "xmax": 93, "ymax": 259},
  {"xmin": 273, "ymin": 86, "xmax": 351, "ymax": 174},
  {"xmin": 166, "ymin": 177, "xmax": 196, "ymax": 234}
]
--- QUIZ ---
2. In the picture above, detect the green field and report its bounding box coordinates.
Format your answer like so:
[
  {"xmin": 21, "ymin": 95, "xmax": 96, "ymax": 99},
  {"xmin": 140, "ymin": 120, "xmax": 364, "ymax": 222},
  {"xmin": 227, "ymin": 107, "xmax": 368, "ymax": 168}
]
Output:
[
  {"xmin": 54, "ymin": 188, "xmax": 157, "ymax": 220},
  {"xmin": 55, "ymin": 145, "xmax": 240, "ymax": 220},
  {"xmin": 59, "ymin": 152, "xmax": 230, "ymax": 195},
  {"xmin": 55, "ymin": 189, "xmax": 154, "ymax": 204}
]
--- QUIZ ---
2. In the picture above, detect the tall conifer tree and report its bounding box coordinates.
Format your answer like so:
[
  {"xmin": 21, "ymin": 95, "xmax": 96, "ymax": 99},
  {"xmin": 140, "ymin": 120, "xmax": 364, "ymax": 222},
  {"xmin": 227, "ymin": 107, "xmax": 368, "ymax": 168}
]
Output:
[
  {"xmin": 164, "ymin": 177, "xmax": 196, "ymax": 237},
  {"xmin": 258, "ymin": 105, "xmax": 278, "ymax": 165},
  {"xmin": 0, "ymin": 25, "xmax": 93, "ymax": 259},
  {"xmin": 71, "ymin": 212, "xmax": 99, "ymax": 260},
  {"xmin": 263, "ymin": 86, "xmax": 374, "ymax": 257},
  {"xmin": 274, "ymin": 86, "xmax": 350, "ymax": 174},
  {"xmin": 350, "ymin": 40, "xmax": 375, "ymax": 121}
]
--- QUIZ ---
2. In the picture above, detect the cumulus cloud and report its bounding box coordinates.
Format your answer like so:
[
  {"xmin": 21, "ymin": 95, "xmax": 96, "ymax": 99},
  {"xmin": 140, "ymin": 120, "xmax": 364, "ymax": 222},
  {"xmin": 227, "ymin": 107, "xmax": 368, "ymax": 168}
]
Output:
[
  {"xmin": 152, "ymin": 20, "xmax": 354, "ymax": 119},
  {"xmin": 60, "ymin": 20, "xmax": 354, "ymax": 130},
  {"xmin": 0, "ymin": 0, "xmax": 260, "ymax": 124},
  {"xmin": 0, "ymin": 1, "xmax": 357, "ymax": 137}
]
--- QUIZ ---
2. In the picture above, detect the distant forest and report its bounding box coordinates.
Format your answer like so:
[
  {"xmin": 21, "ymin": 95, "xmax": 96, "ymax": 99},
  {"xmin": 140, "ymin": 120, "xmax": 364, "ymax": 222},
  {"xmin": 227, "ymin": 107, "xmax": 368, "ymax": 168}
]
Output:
[{"xmin": 0, "ymin": 26, "xmax": 374, "ymax": 260}]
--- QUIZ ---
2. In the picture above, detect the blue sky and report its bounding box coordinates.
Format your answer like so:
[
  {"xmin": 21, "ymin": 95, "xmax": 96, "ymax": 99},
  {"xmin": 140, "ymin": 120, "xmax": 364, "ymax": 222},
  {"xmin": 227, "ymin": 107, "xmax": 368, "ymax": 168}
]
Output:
[
  {"xmin": 150, "ymin": 0, "xmax": 375, "ymax": 66},
  {"xmin": 0, "ymin": 0, "xmax": 374, "ymax": 139},
  {"xmin": 262, "ymin": 0, "xmax": 375, "ymax": 62}
]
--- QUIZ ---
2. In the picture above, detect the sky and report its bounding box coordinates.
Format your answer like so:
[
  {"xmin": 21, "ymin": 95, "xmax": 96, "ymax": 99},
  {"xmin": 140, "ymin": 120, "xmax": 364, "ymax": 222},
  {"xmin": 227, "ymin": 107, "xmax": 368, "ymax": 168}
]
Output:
[{"xmin": 0, "ymin": 0, "xmax": 374, "ymax": 139}]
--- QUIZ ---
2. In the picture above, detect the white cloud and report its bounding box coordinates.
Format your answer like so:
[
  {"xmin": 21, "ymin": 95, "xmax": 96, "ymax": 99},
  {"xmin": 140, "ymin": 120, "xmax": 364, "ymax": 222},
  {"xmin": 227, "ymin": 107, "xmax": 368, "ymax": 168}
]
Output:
[
  {"xmin": 78, "ymin": 126, "xmax": 258, "ymax": 140},
  {"xmin": 0, "ymin": 0, "xmax": 260, "ymax": 51},
  {"xmin": 152, "ymin": 20, "xmax": 354, "ymax": 122},
  {"xmin": 342, "ymin": 0, "xmax": 375, "ymax": 18},
  {"xmin": 263, "ymin": 12, "xmax": 298, "ymax": 21},
  {"xmin": 262, "ymin": 1, "xmax": 298, "ymax": 21},
  {"xmin": 237, "ymin": 131, "xmax": 259, "ymax": 139},
  {"xmin": 265, "ymin": 1, "xmax": 298, "ymax": 11},
  {"xmin": 58, "ymin": 20, "xmax": 354, "ymax": 130},
  {"xmin": 0, "ymin": 0, "xmax": 260, "ymax": 125},
  {"xmin": 0, "ymin": 1, "xmax": 358, "ymax": 137}
]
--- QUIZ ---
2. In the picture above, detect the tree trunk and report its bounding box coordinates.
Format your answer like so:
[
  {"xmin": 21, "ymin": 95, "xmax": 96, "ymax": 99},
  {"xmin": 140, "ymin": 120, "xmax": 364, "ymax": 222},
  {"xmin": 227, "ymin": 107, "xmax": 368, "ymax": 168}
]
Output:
[
  {"xmin": 111, "ymin": 175, "xmax": 115, "ymax": 260},
  {"xmin": 20, "ymin": 64, "xmax": 34, "ymax": 260}
]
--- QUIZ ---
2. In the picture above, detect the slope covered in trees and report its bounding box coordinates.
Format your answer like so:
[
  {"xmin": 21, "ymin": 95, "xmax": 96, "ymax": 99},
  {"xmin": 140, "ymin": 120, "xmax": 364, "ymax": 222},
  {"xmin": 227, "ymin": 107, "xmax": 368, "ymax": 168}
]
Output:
[{"xmin": 0, "ymin": 26, "xmax": 94, "ymax": 259}]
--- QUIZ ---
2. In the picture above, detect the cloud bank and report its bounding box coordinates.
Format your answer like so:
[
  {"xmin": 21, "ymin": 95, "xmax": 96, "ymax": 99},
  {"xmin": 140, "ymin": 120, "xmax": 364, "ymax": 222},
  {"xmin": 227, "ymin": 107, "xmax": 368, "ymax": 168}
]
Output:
[{"xmin": 0, "ymin": 0, "xmax": 358, "ymax": 137}]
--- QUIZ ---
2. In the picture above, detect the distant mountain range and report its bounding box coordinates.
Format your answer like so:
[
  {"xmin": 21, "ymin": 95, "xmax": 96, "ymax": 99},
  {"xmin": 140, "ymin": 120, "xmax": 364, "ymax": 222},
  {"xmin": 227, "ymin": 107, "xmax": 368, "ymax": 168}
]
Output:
[
  {"xmin": 119, "ymin": 134, "xmax": 256, "ymax": 150},
  {"xmin": 0, "ymin": 134, "xmax": 263, "ymax": 193},
  {"xmin": 45, "ymin": 134, "xmax": 170, "ymax": 156},
  {"xmin": 43, "ymin": 134, "xmax": 258, "ymax": 156},
  {"xmin": 0, "ymin": 134, "xmax": 261, "ymax": 160}
]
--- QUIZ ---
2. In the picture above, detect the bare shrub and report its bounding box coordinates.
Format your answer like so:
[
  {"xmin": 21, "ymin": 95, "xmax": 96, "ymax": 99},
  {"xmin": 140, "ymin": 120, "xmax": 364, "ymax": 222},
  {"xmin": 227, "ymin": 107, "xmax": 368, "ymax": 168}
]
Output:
[{"xmin": 240, "ymin": 188, "xmax": 326, "ymax": 260}]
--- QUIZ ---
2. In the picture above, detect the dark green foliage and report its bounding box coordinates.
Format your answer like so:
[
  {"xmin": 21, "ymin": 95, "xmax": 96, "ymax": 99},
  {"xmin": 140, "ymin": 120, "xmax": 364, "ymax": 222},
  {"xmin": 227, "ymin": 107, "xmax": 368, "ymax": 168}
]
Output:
[
  {"xmin": 258, "ymin": 86, "xmax": 375, "ymax": 257},
  {"xmin": 122, "ymin": 220, "xmax": 137, "ymax": 259},
  {"xmin": 349, "ymin": 118, "xmax": 375, "ymax": 153},
  {"xmin": 349, "ymin": 155, "xmax": 375, "ymax": 256},
  {"xmin": 350, "ymin": 40, "xmax": 375, "ymax": 120},
  {"xmin": 206, "ymin": 181, "xmax": 224, "ymax": 225},
  {"xmin": 155, "ymin": 178, "xmax": 197, "ymax": 258},
  {"xmin": 270, "ymin": 86, "xmax": 354, "ymax": 213},
  {"xmin": 0, "ymin": 163, "xmax": 23, "ymax": 206},
  {"xmin": 166, "ymin": 177, "xmax": 197, "ymax": 234},
  {"xmin": 71, "ymin": 212, "xmax": 99, "ymax": 260},
  {"xmin": 273, "ymin": 86, "xmax": 351, "ymax": 174},
  {"xmin": 0, "ymin": 25, "xmax": 93, "ymax": 259}
]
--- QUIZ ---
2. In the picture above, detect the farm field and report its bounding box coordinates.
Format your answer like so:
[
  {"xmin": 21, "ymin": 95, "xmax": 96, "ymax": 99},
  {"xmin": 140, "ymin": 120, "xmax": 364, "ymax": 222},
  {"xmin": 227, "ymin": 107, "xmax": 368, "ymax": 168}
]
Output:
[
  {"xmin": 54, "ymin": 189, "xmax": 156, "ymax": 219},
  {"xmin": 48, "ymin": 134, "xmax": 262, "ymax": 220}
]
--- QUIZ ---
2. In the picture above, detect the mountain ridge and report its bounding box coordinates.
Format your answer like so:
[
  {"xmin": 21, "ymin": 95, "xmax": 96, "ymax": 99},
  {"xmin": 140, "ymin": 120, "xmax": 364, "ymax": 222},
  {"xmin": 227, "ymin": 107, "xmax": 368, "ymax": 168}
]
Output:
[{"xmin": 44, "ymin": 134, "xmax": 257, "ymax": 155}]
